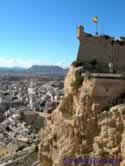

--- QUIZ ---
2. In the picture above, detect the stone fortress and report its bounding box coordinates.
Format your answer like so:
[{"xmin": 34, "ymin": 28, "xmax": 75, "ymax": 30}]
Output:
[
  {"xmin": 67, "ymin": 25, "xmax": 125, "ymax": 108},
  {"xmin": 77, "ymin": 25, "xmax": 125, "ymax": 73}
]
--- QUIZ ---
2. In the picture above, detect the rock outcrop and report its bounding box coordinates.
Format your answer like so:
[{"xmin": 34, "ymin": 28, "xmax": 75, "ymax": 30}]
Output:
[{"xmin": 39, "ymin": 65, "xmax": 125, "ymax": 166}]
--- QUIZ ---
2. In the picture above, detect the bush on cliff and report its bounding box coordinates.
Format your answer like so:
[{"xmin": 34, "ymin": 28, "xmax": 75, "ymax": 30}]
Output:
[
  {"xmin": 71, "ymin": 60, "xmax": 83, "ymax": 67},
  {"xmin": 71, "ymin": 72, "xmax": 83, "ymax": 90},
  {"xmin": 101, "ymin": 34, "xmax": 111, "ymax": 40}
]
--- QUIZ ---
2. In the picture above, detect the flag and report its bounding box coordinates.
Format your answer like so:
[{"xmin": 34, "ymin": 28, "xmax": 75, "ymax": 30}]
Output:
[{"xmin": 93, "ymin": 16, "xmax": 98, "ymax": 23}]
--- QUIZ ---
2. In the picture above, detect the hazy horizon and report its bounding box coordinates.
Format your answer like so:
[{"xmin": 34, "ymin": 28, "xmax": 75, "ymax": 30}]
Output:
[{"xmin": 0, "ymin": 63, "xmax": 69, "ymax": 69}]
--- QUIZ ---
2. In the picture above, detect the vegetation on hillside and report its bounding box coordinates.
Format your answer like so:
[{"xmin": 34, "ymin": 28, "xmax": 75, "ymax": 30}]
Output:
[
  {"xmin": 72, "ymin": 60, "xmax": 83, "ymax": 67},
  {"xmin": 71, "ymin": 72, "xmax": 83, "ymax": 90},
  {"xmin": 19, "ymin": 112, "xmax": 45, "ymax": 133}
]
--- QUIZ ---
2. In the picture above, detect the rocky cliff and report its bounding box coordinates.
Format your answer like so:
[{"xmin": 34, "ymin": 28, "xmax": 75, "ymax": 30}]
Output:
[{"xmin": 39, "ymin": 65, "xmax": 125, "ymax": 166}]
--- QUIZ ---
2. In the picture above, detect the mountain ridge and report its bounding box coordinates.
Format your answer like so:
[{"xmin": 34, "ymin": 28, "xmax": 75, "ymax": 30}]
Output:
[{"xmin": 0, "ymin": 65, "xmax": 68, "ymax": 75}]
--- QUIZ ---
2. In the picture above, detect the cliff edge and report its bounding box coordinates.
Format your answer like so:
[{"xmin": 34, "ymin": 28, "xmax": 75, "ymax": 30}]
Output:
[{"xmin": 39, "ymin": 64, "xmax": 125, "ymax": 166}]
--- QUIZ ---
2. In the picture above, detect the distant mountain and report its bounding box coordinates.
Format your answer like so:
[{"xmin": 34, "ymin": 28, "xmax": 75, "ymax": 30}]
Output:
[
  {"xmin": 0, "ymin": 65, "xmax": 68, "ymax": 75},
  {"xmin": 0, "ymin": 67, "xmax": 26, "ymax": 73},
  {"xmin": 28, "ymin": 65, "xmax": 67, "ymax": 75}
]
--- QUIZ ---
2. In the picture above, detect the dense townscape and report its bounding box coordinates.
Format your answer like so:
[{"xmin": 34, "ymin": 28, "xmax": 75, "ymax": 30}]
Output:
[{"xmin": 0, "ymin": 74, "xmax": 64, "ymax": 165}]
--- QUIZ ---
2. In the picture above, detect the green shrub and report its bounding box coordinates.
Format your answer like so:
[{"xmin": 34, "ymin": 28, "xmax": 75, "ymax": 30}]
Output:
[
  {"xmin": 101, "ymin": 34, "xmax": 111, "ymax": 40},
  {"xmin": 86, "ymin": 33, "xmax": 93, "ymax": 37},
  {"xmin": 71, "ymin": 72, "xmax": 83, "ymax": 90},
  {"xmin": 72, "ymin": 60, "xmax": 83, "ymax": 67},
  {"xmin": 23, "ymin": 113, "xmax": 45, "ymax": 133}
]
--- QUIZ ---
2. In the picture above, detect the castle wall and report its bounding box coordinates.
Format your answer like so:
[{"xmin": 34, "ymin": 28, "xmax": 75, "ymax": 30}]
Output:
[
  {"xmin": 91, "ymin": 78, "xmax": 125, "ymax": 106},
  {"xmin": 77, "ymin": 26, "xmax": 125, "ymax": 72}
]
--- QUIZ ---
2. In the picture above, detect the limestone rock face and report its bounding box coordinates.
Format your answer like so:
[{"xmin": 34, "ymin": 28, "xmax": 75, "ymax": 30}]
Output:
[
  {"xmin": 39, "ymin": 66, "xmax": 125, "ymax": 166},
  {"xmin": 64, "ymin": 65, "xmax": 75, "ymax": 96}
]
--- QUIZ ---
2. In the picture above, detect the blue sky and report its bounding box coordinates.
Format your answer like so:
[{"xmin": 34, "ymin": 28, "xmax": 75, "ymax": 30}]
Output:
[{"xmin": 0, "ymin": 0, "xmax": 125, "ymax": 67}]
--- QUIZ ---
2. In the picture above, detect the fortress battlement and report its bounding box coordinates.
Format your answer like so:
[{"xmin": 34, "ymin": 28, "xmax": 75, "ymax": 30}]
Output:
[{"xmin": 77, "ymin": 25, "xmax": 125, "ymax": 73}]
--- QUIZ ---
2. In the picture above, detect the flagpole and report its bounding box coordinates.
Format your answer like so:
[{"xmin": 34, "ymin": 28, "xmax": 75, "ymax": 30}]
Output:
[
  {"xmin": 93, "ymin": 16, "xmax": 98, "ymax": 35},
  {"xmin": 96, "ymin": 21, "xmax": 98, "ymax": 35}
]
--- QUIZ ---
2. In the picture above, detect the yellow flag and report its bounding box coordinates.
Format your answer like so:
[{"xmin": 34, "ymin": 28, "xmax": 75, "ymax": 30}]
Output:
[{"xmin": 93, "ymin": 16, "xmax": 98, "ymax": 23}]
